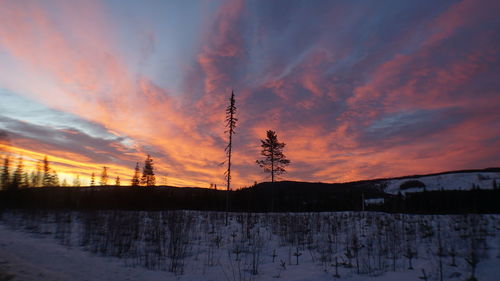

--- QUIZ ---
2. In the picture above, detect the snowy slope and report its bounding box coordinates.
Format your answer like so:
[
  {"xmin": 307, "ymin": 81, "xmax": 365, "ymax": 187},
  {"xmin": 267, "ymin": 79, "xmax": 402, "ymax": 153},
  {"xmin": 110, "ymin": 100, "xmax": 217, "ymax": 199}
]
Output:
[{"xmin": 383, "ymin": 171, "xmax": 500, "ymax": 194}]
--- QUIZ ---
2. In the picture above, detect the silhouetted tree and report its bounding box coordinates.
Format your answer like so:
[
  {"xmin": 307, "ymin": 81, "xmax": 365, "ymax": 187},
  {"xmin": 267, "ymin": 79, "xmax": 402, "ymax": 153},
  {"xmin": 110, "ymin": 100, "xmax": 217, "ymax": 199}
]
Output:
[
  {"xmin": 90, "ymin": 172, "xmax": 96, "ymax": 187},
  {"xmin": 256, "ymin": 130, "xmax": 290, "ymax": 182},
  {"xmin": 73, "ymin": 175, "xmax": 81, "ymax": 187},
  {"xmin": 32, "ymin": 160, "xmax": 42, "ymax": 187},
  {"xmin": 100, "ymin": 166, "xmax": 109, "ymax": 186},
  {"xmin": 21, "ymin": 171, "xmax": 30, "ymax": 188},
  {"xmin": 42, "ymin": 156, "xmax": 52, "ymax": 187},
  {"xmin": 131, "ymin": 162, "xmax": 140, "ymax": 187},
  {"xmin": 29, "ymin": 171, "xmax": 37, "ymax": 187},
  {"xmin": 11, "ymin": 157, "xmax": 25, "ymax": 189},
  {"xmin": 225, "ymin": 90, "xmax": 237, "ymax": 221},
  {"xmin": 0, "ymin": 132, "xmax": 10, "ymax": 189},
  {"xmin": 141, "ymin": 155, "xmax": 155, "ymax": 187},
  {"xmin": 1, "ymin": 155, "xmax": 10, "ymax": 190},
  {"xmin": 51, "ymin": 171, "xmax": 60, "ymax": 186},
  {"xmin": 115, "ymin": 176, "xmax": 120, "ymax": 186}
]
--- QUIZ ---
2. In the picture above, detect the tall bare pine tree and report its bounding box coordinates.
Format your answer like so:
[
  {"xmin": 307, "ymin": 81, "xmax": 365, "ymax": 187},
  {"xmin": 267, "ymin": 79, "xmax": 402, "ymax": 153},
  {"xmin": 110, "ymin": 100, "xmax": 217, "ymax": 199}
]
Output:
[
  {"xmin": 256, "ymin": 130, "xmax": 290, "ymax": 182},
  {"xmin": 225, "ymin": 91, "xmax": 237, "ymax": 216}
]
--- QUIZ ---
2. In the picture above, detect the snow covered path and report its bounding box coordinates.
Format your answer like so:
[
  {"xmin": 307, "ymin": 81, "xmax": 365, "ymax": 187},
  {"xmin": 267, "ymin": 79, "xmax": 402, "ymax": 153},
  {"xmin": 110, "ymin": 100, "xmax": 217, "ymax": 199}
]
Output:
[{"xmin": 0, "ymin": 224, "xmax": 167, "ymax": 281}]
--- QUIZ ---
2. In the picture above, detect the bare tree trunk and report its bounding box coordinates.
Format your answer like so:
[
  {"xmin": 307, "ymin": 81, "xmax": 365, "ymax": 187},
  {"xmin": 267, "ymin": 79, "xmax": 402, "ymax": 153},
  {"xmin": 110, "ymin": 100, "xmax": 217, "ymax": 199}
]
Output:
[{"xmin": 225, "ymin": 139, "xmax": 231, "ymax": 225}]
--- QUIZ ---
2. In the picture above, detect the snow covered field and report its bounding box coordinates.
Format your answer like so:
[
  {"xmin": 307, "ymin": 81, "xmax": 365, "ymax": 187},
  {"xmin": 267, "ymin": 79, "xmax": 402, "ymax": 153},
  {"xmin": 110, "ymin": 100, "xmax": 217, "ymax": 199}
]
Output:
[
  {"xmin": 0, "ymin": 210, "xmax": 499, "ymax": 281},
  {"xmin": 383, "ymin": 171, "xmax": 500, "ymax": 194}
]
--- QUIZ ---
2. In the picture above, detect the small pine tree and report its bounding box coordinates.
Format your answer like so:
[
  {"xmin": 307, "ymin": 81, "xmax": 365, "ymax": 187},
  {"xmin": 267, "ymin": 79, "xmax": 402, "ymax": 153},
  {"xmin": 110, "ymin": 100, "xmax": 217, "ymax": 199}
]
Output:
[
  {"xmin": 100, "ymin": 166, "xmax": 109, "ymax": 186},
  {"xmin": 141, "ymin": 154, "xmax": 155, "ymax": 187},
  {"xmin": 1, "ymin": 156, "xmax": 10, "ymax": 190},
  {"xmin": 51, "ymin": 171, "xmax": 59, "ymax": 186},
  {"xmin": 29, "ymin": 160, "xmax": 42, "ymax": 187},
  {"xmin": 21, "ymin": 171, "xmax": 30, "ymax": 188},
  {"xmin": 73, "ymin": 175, "xmax": 81, "ymax": 187},
  {"xmin": 115, "ymin": 176, "xmax": 120, "ymax": 186},
  {"xmin": 29, "ymin": 171, "xmax": 37, "ymax": 187},
  {"xmin": 42, "ymin": 156, "xmax": 52, "ymax": 187},
  {"xmin": 35, "ymin": 160, "xmax": 42, "ymax": 187},
  {"xmin": 256, "ymin": 130, "xmax": 290, "ymax": 182},
  {"xmin": 131, "ymin": 162, "xmax": 140, "ymax": 187},
  {"xmin": 90, "ymin": 172, "xmax": 96, "ymax": 187},
  {"xmin": 11, "ymin": 157, "xmax": 24, "ymax": 190}
]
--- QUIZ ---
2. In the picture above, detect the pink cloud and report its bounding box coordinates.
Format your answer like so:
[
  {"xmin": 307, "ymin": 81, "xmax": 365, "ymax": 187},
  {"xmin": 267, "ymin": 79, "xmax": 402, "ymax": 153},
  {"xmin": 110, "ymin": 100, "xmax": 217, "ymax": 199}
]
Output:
[{"xmin": 1, "ymin": 0, "xmax": 498, "ymax": 188}]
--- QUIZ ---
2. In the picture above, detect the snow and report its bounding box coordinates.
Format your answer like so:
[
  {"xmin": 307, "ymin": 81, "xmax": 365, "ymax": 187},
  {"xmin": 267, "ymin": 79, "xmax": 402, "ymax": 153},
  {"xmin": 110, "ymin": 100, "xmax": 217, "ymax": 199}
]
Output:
[
  {"xmin": 0, "ymin": 224, "xmax": 168, "ymax": 281},
  {"xmin": 383, "ymin": 171, "xmax": 500, "ymax": 194},
  {"xmin": 0, "ymin": 211, "xmax": 499, "ymax": 281},
  {"xmin": 364, "ymin": 198, "xmax": 385, "ymax": 205}
]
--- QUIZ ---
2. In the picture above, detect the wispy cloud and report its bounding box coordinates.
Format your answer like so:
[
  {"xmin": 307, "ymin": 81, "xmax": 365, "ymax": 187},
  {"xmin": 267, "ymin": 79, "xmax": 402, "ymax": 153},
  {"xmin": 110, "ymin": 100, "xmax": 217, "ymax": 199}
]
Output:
[{"xmin": 0, "ymin": 0, "xmax": 498, "ymax": 187}]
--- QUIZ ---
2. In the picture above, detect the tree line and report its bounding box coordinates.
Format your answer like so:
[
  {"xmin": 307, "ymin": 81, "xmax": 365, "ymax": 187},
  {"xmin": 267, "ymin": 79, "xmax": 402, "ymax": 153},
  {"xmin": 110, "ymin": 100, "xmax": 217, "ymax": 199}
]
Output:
[
  {"xmin": 0, "ymin": 153, "xmax": 158, "ymax": 190},
  {"xmin": 1, "ymin": 179, "xmax": 499, "ymax": 213},
  {"xmin": 1, "ymin": 156, "xmax": 58, "ymax": 189}
]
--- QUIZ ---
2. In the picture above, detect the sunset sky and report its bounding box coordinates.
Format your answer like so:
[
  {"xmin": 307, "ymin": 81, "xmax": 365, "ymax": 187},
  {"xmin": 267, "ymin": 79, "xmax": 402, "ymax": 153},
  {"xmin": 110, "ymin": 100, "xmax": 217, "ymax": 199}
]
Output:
[{"xmin": 0, "ymin": 0, "xmax": 499, "ymax": 187}]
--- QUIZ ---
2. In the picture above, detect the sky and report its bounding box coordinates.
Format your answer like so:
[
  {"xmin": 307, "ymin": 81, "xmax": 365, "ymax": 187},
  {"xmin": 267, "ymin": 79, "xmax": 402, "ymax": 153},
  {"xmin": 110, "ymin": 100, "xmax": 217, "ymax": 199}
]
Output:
[{"xmin": 0, "ymin": 0, "xmax": 499, "ymax": 188}]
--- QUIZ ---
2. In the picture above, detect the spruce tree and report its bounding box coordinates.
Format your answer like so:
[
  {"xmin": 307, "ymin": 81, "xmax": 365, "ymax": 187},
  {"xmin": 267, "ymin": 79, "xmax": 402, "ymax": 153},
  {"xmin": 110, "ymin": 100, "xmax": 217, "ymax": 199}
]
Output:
[
  {"xmin": 19, "ymin": 169, "xmax": 31, "ymax": 188},
  {"xmin": 29, "ymin": 171, "xmax": 37, "ymax": 187},
  {"xmin": 256, "ymin": 130, "xmax": 291, "ymax": 182},
  {"xmin": 131, "ymin": 162, "xmax": 141, "ymax": 187},
  {"xmin": 11, "ymin": 157, "xmax": 23, "ymax": 189},
  {"xmin": 100, "ymin": 166, "xmax": 109, "ymax": 186},
  {"xmin": 42, "ymin": 156, "xmax": 52, "ymax": 187},
  {"xmin": 33, "ymin": 160, "xmax": 42, "ymax": 187},
  {"xmin": 51, "ymin": 171, "xmax": 59, "ymax": 186},
  {"xmin": 141, "ymin": 154, "xmax": 155, "ymax": 187},
  {"xmin": 21, "ymin": 170, "xmax": 30, "ymax": 188},
  {"xmin": 1, "ymin": 156, "xmax": 10, "ymax": 190},
  {"xmin": 73, "ymin": 175, "xmax": 81, "ymax": 187},
  {"xmin": 90, "ymin": 172, "xmax": 96, "ymax": 187},
  {"xmin": 115, "ymin": 176, "xmax": 120, "ymax": 186}
]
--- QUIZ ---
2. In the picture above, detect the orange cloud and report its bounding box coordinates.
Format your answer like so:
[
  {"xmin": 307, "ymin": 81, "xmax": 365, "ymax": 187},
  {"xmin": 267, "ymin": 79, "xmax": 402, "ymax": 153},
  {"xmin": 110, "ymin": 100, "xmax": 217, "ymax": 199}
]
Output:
[{"xmin": 1, "ymin": 0, "xmax": 498, "ymax": 189}]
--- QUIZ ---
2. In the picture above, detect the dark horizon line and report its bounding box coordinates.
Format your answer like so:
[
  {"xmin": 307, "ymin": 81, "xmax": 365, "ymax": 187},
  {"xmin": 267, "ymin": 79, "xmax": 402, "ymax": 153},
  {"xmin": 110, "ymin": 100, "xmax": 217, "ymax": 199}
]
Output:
[{"xmin": 5, "ymin": 166, "xmax": 498, "ymax": 191}]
